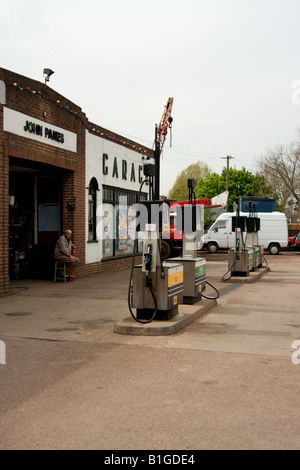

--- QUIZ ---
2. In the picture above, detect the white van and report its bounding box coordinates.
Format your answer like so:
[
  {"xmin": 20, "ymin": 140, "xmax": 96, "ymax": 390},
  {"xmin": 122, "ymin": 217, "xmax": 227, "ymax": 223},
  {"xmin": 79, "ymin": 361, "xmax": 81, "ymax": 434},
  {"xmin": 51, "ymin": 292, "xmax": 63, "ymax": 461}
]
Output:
[{"xmin": 203, "ymin": 211, "xmax": 288, "ymax": 254}]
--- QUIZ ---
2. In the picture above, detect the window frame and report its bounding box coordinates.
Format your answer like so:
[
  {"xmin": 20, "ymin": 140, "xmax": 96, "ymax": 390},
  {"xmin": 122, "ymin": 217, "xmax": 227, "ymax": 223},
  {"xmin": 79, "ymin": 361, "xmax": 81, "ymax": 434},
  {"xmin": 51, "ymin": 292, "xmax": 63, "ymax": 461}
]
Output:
[
  {"xmin": 102, "ymin": 185, "xmax": 147, "ymax": 259},
  {"xmin": 88, "ymin": 177, "xmax": 99, "ymax": 242}
]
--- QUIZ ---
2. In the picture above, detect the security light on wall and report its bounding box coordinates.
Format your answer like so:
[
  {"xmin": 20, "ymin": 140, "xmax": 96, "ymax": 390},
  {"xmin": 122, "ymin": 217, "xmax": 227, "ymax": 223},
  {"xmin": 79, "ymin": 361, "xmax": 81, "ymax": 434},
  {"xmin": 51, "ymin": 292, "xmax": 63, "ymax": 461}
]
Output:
[{"xmin": 43, "ymin": 68, "xmax": 55, "ymax": 84}]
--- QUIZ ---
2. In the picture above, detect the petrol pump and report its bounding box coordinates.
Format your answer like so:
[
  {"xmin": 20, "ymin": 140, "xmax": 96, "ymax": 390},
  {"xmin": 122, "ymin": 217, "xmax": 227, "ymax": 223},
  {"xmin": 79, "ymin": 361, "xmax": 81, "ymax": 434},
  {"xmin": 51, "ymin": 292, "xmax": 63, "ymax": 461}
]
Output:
[
  {"xmin": 245, "ymin": 202, "xmax": 262, "ymax": 269},
  {"xmin": 128, "ymin": 118, "xmax": 184, "ymax": 323},
  {"xmin": 130, "ymin": 199, "xmax": 184, "ymax": 321},
  {"xmin": 228, "ymin": 198, "xmax": 253, "ymax": 276},
  {"xmin": 168, "ymin": 179, "xmax": 207, "ymax": 304}
]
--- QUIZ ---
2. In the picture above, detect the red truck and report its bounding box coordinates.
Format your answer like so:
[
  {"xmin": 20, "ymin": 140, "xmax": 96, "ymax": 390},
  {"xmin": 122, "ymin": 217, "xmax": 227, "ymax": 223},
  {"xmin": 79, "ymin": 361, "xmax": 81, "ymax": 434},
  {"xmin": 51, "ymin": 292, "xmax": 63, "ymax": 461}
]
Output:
[{"xmin": 161, "ymin": 199, "xmax": 215, "ymax": 259}]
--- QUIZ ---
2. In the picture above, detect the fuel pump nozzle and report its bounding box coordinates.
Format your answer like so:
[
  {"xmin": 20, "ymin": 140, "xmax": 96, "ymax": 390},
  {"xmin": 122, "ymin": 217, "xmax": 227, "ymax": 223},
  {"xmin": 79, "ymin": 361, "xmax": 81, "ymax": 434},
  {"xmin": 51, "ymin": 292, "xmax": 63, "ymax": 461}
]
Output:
[{"xmin": 144, "ymin": 244, "xmax": 153, "ymax": 285}]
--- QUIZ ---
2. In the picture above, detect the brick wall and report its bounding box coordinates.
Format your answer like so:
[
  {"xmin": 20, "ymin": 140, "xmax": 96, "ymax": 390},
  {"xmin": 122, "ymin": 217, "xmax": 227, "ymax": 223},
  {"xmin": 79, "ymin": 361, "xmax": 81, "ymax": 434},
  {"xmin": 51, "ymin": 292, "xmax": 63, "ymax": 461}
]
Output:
[
  {"xmin": 0, "ymin": 144, "xmax": 10, "ymax": 293},
  {"xmin": 0, "ymin": 79, "xmax": 9, "ymax": 292},
  {"xmin": 81, "ymin": 255, "xmax": 143, "ymax": 277},
  {"xmin": 0, "ymin": 68, "xmax": 87, "ymax": 291}
]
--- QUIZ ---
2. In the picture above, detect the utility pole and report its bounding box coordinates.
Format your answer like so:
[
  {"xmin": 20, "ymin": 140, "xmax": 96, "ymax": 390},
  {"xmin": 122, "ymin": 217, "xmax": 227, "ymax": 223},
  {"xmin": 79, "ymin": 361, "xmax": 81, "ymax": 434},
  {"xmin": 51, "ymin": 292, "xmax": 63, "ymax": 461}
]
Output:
[
  {"xmin": 221, "ymin": 155, "xmax": 234, "ymax": 211},
  {"xmin": 221, "ymin": 155, "xmax": 234, "ymax": 192}
]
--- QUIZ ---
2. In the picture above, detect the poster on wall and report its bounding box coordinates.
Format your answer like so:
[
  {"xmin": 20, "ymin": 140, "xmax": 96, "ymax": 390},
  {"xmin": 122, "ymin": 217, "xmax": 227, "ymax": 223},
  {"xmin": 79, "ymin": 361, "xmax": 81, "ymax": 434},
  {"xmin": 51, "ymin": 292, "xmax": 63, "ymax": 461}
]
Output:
[
  {"xmin": 127, "ymin": 207, "xmax": 136, "ymax": 246},
  {"xmin": 104, "ymin": 210, "xmax": 111, "ymax": 254},
  {"xmin": 38, "ymin": 203, "xmax": 59, "ymax": 231},
  {"xmin": 118, "ymin": 208, "xmax": 128, "ymax": 251}
]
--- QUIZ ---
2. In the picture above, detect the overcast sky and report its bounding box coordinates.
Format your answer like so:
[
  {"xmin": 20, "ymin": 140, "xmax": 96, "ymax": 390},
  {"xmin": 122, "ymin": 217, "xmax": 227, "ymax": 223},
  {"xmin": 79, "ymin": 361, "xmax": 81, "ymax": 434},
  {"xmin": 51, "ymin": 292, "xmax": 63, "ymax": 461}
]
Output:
[{"xmin": 1, "ymin": 0, "xmax": 300, "ymax": 196}]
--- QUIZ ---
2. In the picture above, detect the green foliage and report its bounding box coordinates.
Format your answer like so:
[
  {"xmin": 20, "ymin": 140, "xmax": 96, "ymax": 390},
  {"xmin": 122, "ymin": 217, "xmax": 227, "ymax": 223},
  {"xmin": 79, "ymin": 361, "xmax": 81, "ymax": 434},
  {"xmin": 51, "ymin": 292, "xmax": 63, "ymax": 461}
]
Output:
[
  {"xmin": 196, "ymin": 167, "xmax": 274, "ymax": 211},
  {"xmin": 274, "ymin": 195, "xmax": 285, "ymax": 212},
  {"xmin": 168, "ymin": 162, "xmax": 211, "ymax": 201},
  {"xmin": 203, "ymin": 208, "xmax": 216, "ymax": 229}
]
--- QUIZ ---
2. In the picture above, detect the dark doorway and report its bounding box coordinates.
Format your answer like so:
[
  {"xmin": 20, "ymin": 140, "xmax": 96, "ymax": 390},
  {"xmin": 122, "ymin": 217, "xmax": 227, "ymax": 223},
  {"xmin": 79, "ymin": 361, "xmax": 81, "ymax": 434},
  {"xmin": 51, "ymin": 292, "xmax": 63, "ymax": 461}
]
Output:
[{"xmin": 9, "ymin": 159, "xmax": 63, "ymax": 279}]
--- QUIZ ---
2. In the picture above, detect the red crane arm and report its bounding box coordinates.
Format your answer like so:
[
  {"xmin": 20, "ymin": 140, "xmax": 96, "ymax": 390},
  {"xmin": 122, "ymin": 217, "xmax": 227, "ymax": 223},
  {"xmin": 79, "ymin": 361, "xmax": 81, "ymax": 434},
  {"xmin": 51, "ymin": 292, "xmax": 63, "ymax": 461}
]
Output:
[{"xmin": 153, "ymin": 97, "xmax": 174, "ymax": 154}]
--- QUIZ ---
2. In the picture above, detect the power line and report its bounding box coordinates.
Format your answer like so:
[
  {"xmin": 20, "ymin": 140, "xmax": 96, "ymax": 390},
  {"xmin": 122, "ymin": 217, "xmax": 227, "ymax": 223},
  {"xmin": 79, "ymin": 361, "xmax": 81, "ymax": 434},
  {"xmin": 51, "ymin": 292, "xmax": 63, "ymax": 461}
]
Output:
[
  {"xmin": 234, "ymin": 157, "xmax": 257, "ymax": 170},
  {"xmin": 101, "ymin": 126, "xmax": 260, "ymax": 171},
  {"xmin": 168, "ymin": 147, "xmax": 223, "ymax": 159}
]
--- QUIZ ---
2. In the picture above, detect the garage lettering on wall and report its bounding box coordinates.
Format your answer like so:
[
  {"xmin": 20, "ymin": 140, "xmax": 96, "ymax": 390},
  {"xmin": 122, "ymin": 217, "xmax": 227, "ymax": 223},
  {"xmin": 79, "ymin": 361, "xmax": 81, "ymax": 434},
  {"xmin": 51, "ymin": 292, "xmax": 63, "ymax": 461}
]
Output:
[
  {"xmin": 103, "ymin": 153, "xmax": 143, "ymax": 183},
  {"xmin": 24, "ymin": 120, "xmax": 65, "ymax": 143}
]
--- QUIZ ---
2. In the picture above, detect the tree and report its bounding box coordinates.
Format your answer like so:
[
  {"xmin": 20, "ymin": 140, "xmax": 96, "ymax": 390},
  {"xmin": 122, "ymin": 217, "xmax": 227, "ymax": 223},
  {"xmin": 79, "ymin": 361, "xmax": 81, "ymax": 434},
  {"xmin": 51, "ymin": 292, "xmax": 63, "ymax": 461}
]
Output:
[
  {"xmin": 257, "ymin": 143, "xmax": 300, "ymax": 221},
  {"xmin": 196, "ymin": 167, "xmax": 274, "ymax": 212},
  {"xmin": 168, "ymin": 161, "xmax": 211, "ymax": 201}
]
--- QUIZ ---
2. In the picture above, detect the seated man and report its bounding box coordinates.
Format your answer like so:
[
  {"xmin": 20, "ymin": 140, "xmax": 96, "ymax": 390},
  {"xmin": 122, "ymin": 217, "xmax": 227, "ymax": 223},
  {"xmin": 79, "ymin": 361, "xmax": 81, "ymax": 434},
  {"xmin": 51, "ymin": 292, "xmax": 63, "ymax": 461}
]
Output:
[{"xmin": 54, "ymin": 229, "xmax": 79, "ymax": 279}]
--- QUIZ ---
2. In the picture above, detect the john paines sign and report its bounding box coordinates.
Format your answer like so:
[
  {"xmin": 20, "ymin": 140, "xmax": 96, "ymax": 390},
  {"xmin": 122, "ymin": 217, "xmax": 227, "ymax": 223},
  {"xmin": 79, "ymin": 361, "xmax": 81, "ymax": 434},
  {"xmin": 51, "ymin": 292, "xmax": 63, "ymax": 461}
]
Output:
[
  {"xmin": 24, "ymin": 120, "xmax": 65, "ymax": 143},
  {"xmin": 3, "ymin": 107, "xmax": 77, "ymax": 152}
]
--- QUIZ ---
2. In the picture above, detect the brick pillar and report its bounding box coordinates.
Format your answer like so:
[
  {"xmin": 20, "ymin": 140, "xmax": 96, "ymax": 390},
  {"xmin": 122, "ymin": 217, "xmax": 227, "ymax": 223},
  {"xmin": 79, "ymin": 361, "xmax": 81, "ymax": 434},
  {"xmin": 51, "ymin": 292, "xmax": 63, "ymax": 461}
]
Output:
[
  {"xmin": 62, "ymin": 171, "xmax": 75, "ymax": 232},
  {"xmin": 0, "ymin": 145, "xmax": 9, "ymax": 292}
]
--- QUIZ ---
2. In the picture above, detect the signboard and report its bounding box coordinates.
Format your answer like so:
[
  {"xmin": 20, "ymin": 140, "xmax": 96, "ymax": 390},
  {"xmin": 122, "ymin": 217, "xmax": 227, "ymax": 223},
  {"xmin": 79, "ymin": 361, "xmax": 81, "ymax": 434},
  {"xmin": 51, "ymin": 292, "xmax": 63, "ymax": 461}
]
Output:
[{"xmin": 3, "ymin": 107, "xmax": 77, "ymax": 153}]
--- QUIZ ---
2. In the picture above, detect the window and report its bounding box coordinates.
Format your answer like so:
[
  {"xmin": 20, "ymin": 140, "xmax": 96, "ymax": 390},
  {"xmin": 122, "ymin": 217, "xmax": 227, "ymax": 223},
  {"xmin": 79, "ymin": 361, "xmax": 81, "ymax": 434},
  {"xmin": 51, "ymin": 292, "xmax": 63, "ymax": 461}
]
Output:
[
  {"xmin": 88, "ymin": 178, "xmax": 98, "ymax": 241},
  {"xmin": 102, "ymin": 186, "xmax": 147, "ymax": 258},
  {"xmin": 214, "ymin": 220, "xmax": 227, "ymax": 230}
]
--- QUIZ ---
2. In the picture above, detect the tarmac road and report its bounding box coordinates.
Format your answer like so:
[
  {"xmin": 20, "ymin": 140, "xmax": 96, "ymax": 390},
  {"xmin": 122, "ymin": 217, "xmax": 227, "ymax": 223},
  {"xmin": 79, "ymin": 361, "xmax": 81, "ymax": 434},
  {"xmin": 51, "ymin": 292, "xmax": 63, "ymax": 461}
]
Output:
[{"xmin": 0, "ymin": 251, "xmax": 300, "ymax": 450}]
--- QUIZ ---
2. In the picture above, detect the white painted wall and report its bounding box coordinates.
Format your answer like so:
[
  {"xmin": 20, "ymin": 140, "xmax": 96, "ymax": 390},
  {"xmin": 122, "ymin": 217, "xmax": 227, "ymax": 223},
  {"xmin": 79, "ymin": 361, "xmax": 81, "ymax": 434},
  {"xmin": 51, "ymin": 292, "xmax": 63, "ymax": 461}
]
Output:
[{"xmin": 85, "ymin": 131, "xmax": 154, "ymax": 263}]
